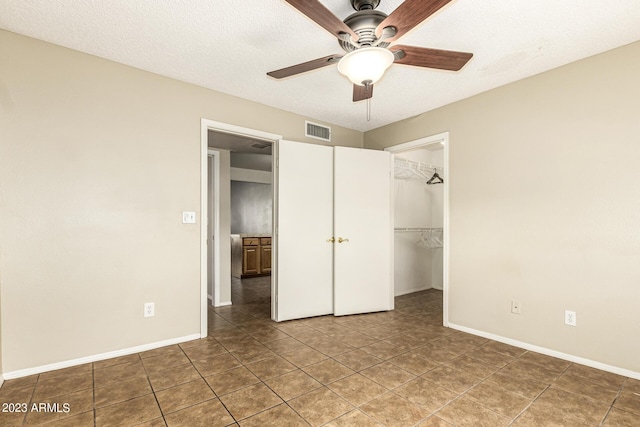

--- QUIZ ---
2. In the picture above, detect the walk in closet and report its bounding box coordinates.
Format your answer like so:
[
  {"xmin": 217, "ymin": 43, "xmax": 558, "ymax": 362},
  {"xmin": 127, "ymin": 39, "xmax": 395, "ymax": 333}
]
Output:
[{"xmin": 393, "ymin": 146, "xmax": 444, "ymax": 296}]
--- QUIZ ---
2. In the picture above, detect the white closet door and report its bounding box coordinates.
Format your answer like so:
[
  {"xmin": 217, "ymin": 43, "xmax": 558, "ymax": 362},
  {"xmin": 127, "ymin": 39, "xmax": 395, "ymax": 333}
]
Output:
[
  {"xmin": 273, "ymin": 140, "xmax": 334, "ymax": 321},
  {"xmin": 334, "ymin": 147, "xmax": 393, "ymax": 316}
]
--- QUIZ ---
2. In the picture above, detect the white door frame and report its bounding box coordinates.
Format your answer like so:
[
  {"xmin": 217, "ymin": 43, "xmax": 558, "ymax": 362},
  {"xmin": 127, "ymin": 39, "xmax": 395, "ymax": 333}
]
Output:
[
  {"xmin": 384, "ymin": 132, "xmax": 451, "ymax": 327},
  {"xmin": 200, "ymin": 119, "xmax": 281, "ymax": 338}
]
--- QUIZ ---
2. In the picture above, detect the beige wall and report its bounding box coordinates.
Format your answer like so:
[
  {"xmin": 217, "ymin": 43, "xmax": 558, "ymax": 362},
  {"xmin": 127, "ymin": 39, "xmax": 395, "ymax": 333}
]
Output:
[
  {"xmin": 0, "ymin": 30, "xmax": 362, "ymax": 374},
  {"xmin": 366, "ymin": 41, "xmax": 640, "ymax": 374}
]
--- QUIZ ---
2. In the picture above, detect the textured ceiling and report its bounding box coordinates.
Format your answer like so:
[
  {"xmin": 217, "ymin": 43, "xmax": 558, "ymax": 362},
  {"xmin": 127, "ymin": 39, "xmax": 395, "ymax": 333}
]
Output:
[{"xmin": 1, "ymin": 1, "xmax": 639, "ymax": 132}]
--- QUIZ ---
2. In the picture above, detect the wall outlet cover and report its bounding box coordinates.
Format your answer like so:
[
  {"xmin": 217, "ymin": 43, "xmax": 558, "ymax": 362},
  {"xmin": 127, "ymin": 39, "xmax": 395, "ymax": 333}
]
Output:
[
  {"xmin": 511, "ymin": 300, "xmax": 521, "ymax": 314},
  {"xmin": 565, "ymin": 310, "xmax": 576, "ymax": 326}
]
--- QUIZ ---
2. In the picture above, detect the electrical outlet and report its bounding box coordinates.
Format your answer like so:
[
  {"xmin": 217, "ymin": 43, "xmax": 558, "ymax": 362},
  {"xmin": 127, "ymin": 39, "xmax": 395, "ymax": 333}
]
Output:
[
  {"xmin": 144, "ymin": 302, "xmax": 155, "ymax": 318},
  {"xmin": 565, "ymin": 310, "xmax": 576, "ymax": 326},
  {"xmin": 511, "ymin": 300, "xmax": 521, "ymax": 314}
]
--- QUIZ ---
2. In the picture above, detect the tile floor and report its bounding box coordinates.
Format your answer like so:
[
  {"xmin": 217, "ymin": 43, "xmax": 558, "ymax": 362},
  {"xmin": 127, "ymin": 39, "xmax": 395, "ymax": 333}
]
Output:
[{"xmin": 1, "ymin": 276, "xmax": 639, "ymax": 426}]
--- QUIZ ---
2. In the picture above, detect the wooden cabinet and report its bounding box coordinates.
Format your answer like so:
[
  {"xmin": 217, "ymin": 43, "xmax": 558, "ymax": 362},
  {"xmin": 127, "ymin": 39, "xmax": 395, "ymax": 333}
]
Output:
[
  {"xmin": 260, "ymin": 237, "xmax": 272, "ymax": 274},
  {"xmin": 232, "ymin": 235, "xmax": 272, "ymax": 278}
]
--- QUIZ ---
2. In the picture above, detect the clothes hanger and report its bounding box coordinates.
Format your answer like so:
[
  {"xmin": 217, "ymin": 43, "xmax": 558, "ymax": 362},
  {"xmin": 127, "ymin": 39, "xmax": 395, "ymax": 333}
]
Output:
[{"xmin": 426, "ymin": 169, "xmax": 443, "ymax": 185}]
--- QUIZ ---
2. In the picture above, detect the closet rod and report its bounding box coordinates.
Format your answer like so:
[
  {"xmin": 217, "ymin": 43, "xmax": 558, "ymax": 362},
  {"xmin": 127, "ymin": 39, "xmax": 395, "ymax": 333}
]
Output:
[{"xmin": 394, "ymin": 227, "xmax": 443, "ymax": 232}]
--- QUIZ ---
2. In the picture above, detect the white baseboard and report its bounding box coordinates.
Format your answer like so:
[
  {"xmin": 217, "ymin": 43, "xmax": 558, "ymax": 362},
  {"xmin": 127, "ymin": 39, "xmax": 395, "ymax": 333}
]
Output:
[
  {"xmin": 0, "ymin": 376, "xmax": 4, "ymax": 388},
  {"xmin": 214, "ymin": 301, "xmax": 232, "ymax": 307},
  {"xmin": 208, "ymin": 294, "xmax": 213, "ymax": 301},
  {"xmin": 448, "ymin": 323, "xmax": 640, "ymax": 381},
  {"xmin": 2, "ymin": 333, "xmax": 201, "ymax": 380},
  {"xmin": 395, "ymin": 285, "xmax": 431, "ymax": 297}
]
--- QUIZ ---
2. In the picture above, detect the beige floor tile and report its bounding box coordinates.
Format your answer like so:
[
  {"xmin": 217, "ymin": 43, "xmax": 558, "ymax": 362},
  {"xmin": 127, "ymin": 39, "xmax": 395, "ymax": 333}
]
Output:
[
  {"xmin": 394, "ymin": 377, "xmax": 458, "ymax": 413},
  {"xmin": 263, "ymin": 337, "xmax": 308, "ymax": 354},
  {"xmin": 140, "ymin": 344, "xmax": 184, "ymax": 359},
  {"xmin": 483, "ymin": 371, "xmax": 548, "ymax": 400},
  {"xmin": 94, "ymin": 353, "xmax": 141, "ymax": 370},
  {"xmin": 33, "ymin": 371, "xmax": 93, "ymax": 400},
  {"xmin": 463, "ymin": 345, "xmax": 515, "ymax": 368},
  {"xmin": 624, "ymin": 378, "xmax": 640, "ymax": 393},
  {"xmin": 182, "ymin": 341, "xmax": 228, "ymax": 360},
  {"xmin": 417, "ymin": 415, "xmax": 456, "ymax": 426},
  {"xmin": 164, "ymin": 398, "xmax": 234, "ymax": 427},
  {"xmin": 464, "ymin": 380, "xmax": 533, "ymax": 419},
  {"xmin": 94, "ymin": 360, "xmax": 148, "ymax": 388},
  {"xmin": 512, "ymin": 387, "xmax": 610, "ymax": 426},
  {"xmin": 245, "ymin": 355, "xmax": 297, "ymax": 380},
  {"xmin": 332, "ymin": 349, "xmax": 383, "ymax": 372},
  {"xmin": 30, "ymin": 410, "xmax": 95, "ymax": 427},
  {"xmin": 328, "ymin": 373, "xmax": 388, "ymax": 406},
  {"xmin": 95, "ymin": 376, "xmax": 152, "ymax": 408},
  {"xmin": 412, "ymin": 343, "xmax": 460, "ymax": 364},
  {"xmin": 288, "ymin": 387, "xmax": 354, "ymax": 427},
  {"xmin": 603, "ymin": 408, "xmax": 640, "ymax": 426},
  {"xmin": 155, "ymin": 379, "xmax": 215, "ymax": 415},
  {"xmin": 552, "ymin": 371, "xmax": 619, "ymax": 404},
  {"xmin": 388, "ymin": 352, "xmax": 439, "ymax": 375},
  {"xmin": 480, "ymin": 341, "xmax": 527, "ymax": 358},
  {"xmin": 324, "ymin": 409, "xmax": 382, "ymax": 426},
  {"xmin": 219, "ymin": 383, "xmax": 283, "ymax": 420},
  {"xmin": 37, "ymin": 364, "xmax": 92, "ymax": 381},
  {"xmin": 239, "ymin": 403, "xmax": 310, "ymax": 426},
  {"xmin": 614, "ymin": 390, "xmax": 640, "ymax": 415},
  {"xmin": 498, "ymin": 359, "xmax": 562, "ymax": 384},
  {"xmin": 264, "ymin": 369, "xmax": 322, "ymax": 401},
  {"xmin": 518, "ymin": 351, "xmax": 571, "ymax": 374},
  {"xmin": 281, "ymin": 346, "xmax": 329, "ymax": 368},
  {"xmin": 141, "ymin": 352, "xmax": 191, "ymax": 374},
  {"xmin": 192, "ymin": 353, "xmax": 242, "ymax": 377},
  {"xmin": 135, "ymin": 417, "xmax": 168, "ymax": 426},
  {"xmin": 445, "ymin": 355, "xmax": 497, "ymax": 379},
  {"xmin": 360, "ymin": 392, "xmax": 430, "ymax": 427},
  {"xmin": 205, "ymin": 366, "xmax": 260, "ymax": 396},
  {"xmin": 302, "ymin": 359, "xmax": 355, "ymax": 385},
  {"xmin": 565, "ymin": 363, "xmax": 627, "ymax": 389},
  {"xmin": 421, "ymin": 365, "xmax": 480, "ymax": 394},
  {"xmin": 95, "ymin": 394, "xmax": 162, "ymax": 427},
  {"xmin": 361, "ymin": 341, "xmax": 409, "ymax": 360},
  {"xmin": 360, "ymin": 362, "xmax": 416, "ymax": 389},
  {"xmin": 437, "ymin": 397, "xmax": 511, "ymax": 426},
  {"xmin": 147, "ymin": 363, "xmax": 202, "ymax": 392}
]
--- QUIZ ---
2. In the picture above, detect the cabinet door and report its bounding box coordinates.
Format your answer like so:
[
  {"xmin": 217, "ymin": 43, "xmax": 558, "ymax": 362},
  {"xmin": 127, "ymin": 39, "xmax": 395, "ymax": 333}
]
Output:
[
  {"xmin": 333, "ymin": 147, "xmax": 393, "ymax": 316},
  {"xmin": 274, "ymin": 140, "xmax": 334, "ymax": 321},
  {"xmin": 243, "ymin": 246, "xmax": 259, "ymax": 276},
  {"xmin": 260, "ymin": 245, "xmax": 272, "ymax": 273}
]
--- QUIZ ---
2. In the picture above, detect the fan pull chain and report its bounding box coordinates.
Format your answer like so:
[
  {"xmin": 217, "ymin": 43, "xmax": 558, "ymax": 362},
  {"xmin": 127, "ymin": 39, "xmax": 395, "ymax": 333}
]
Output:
[{"xmin": 367, "ymin": 97, "xmax": 371, "ymax": 121}]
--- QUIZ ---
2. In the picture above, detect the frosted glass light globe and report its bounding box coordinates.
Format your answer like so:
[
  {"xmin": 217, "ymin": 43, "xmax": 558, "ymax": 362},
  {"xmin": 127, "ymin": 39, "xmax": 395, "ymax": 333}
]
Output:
[{"xmin": 337, "ymin": 47, "xmax": 395, "ymax": 85}]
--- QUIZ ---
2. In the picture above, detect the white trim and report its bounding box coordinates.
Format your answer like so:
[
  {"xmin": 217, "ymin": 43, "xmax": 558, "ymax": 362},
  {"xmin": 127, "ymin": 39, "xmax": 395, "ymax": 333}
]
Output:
[
  {"xmin": 3, "ymin": 334, "xmax": 201, "ymax": 380},
  {"xmin": 207, "ymin": 149, "xmax": 221, "ymax": 310},
  {"xmin": 0, "ymin": 377, "xmax": 4, "ymax": 388},
  {"xmin": 449, "ymin": 323, "xmax": 640, "ymax": 381},
  {"xmin": 216, "ymin": 301, "xmax": 232, "ymax": 307},
  {"xmin": 394, "ymin": 286, "xmax": 432, "ymax": 297},
  {"xmin": 385, "ymin": 132, "xmax": 450, "ymax": 327},
  {"xmin": 200, "ymin": 119, "xmax": 281, "ymax": 329}
]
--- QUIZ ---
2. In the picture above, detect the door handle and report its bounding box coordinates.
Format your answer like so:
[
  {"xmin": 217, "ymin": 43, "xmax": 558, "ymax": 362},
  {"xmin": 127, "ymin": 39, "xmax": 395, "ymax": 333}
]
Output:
[
  {"xmin": 327, "ymin": 237, "xmax": 335, "ymax": 243},
  {"xmin": 338, "ymin": 237, "xmax": 349, "ymax": 243}
]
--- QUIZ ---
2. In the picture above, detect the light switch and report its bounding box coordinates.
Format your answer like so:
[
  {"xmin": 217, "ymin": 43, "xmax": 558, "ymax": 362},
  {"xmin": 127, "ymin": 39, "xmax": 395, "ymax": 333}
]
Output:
[{"xmin": 182, "ymin": 211, "xmax": 196, "ymax": 224}]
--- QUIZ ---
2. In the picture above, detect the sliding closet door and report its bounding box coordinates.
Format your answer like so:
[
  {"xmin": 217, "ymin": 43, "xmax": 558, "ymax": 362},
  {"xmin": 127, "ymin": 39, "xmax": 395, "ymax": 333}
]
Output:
[
  {"xmin": 273, "ymin": 140, "xmax": 334, "ymax": 321},
  {"xmin": 333, "ymin": 147, "xmax": 393, "ymax": 316}
]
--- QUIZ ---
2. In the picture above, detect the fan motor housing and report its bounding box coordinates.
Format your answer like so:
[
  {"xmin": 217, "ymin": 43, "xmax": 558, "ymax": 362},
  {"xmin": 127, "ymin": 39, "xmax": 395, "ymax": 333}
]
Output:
[{"xmin": 340, "ymin": 9, "xmax": 389, "ymax": 51}]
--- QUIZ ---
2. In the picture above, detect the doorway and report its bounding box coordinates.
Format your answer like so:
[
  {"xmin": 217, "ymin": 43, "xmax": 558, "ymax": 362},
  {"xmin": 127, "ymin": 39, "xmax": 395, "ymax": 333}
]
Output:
[
  {"xmin": 385, "ymin": 132, "xmax": 450, "ymax": 326},
  {"xmin": 200, "ymin": 119, "xmax": 281, "ymax": 337}
]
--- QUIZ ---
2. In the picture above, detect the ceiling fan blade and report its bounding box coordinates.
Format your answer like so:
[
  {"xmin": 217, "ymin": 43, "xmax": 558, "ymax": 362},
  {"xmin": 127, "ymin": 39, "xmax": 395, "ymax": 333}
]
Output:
[
  {"xmin": 283, "ymin": 0, "xmax": 357, "ymax": 40},
  {"xmin": 377, "ymin": 0, "xmax": 453, "ymax": 42},
  {"xmin": 267, "ymin": 54, "xmax": 343, "ymax": 79},
  {"xmin": 392, "ymin": 45, "xmax": 473, "ymax": 71},
  {"xmin": 353, "ymin": 83, "xmax": 374, "ymax": 102}
]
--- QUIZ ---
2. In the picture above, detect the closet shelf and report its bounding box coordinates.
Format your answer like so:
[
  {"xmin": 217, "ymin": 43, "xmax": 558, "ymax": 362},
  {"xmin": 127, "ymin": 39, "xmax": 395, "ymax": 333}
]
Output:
[
  {"xmin": 394, "ymin": 227, "xmax": 443, "ymax": 232},
  {"xmin": 394, "ymin": 158, "xmax": 443, "ymax": 181}
]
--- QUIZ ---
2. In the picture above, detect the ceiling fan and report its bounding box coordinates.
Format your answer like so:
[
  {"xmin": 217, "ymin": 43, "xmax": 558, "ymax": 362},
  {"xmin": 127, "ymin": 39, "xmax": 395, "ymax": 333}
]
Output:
[{"xmin": 267, "ymin": 0, "xmax": 473, "ymax": 102}]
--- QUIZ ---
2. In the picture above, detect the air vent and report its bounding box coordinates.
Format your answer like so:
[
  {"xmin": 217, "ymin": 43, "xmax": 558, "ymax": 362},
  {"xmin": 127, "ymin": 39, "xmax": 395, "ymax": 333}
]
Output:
[
  {"xmin": 305, "ymin": 121, "xmax": 331, "ymax": 142},
  {"xmin": 250, "ymin": 142, "xmax": 270, "ymax": 149}
]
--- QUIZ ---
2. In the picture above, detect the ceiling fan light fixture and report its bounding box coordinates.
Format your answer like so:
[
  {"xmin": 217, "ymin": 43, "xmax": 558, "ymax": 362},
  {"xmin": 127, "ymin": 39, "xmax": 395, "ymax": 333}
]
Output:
[{"xmin": 337, "ymin": 47, "xmax": 394, "ymax": 85}]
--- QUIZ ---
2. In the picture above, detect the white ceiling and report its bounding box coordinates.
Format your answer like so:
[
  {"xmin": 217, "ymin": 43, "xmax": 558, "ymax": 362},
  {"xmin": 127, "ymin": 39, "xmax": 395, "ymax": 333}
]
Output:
[{"xmin": 2, "ymin": 1, "xmax": 639, "ymax": 132}]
